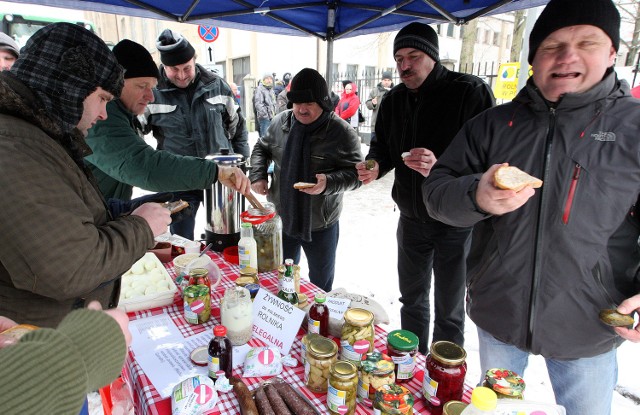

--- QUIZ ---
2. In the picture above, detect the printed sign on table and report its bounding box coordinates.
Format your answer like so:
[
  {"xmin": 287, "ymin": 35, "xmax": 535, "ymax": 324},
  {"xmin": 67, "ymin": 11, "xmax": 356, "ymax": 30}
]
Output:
[{"xmin": 251, "ymin": 288, "xmax": 305, "ymax": 355}]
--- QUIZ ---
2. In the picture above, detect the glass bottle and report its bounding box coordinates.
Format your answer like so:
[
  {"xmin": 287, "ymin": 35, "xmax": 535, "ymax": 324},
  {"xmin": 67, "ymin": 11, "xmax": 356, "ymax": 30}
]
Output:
[
  {"xmin": 308, "ymin": 293, "xmax": 329, "ymax": 336},
  {"xmin": 208, "ymin": 325, "xmax": 232, "ymax": 381},
  {"xmin": 238, "ymin": 222, "xmax": 258, "ymax": 270},
  {"xmin": 220, "ymin": 286, "xmax": 253, "ymax": 346},
  {"xmin": 277, "ymin": 259, "xmax": 298, "ymax": 305},
  {"xmin": 422, "ymin": 341, "xmax": 467, "ymax": 415}
]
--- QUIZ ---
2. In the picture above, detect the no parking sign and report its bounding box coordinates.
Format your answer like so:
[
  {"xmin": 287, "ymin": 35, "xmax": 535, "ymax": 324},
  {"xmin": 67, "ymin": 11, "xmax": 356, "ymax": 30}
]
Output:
[{"xmin": 198, "ymin": 25, "xmax": 219, "ymax": 43}]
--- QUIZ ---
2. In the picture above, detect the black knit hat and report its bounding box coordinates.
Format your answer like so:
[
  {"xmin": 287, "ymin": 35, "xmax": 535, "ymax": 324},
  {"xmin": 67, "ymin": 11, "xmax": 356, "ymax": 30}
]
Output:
[
  {"xmin": 156, "ymin": 29, "xmax": 195, "ymax": 66},
  {"xmin": 113, "ymin": 39, "xmax": 159, "ymax": 79},
  {"xmin": 342, "ymin": 80, "xmax": 353, "ymax": 88},
  {"xmin": 287, "ymin": 68, "xmax": 333, "ymax": 112},
  {"xmin": 10, "ymin": 22, "xmax": 123, "ymax": 134},
  {"xmin": 528, "ymin": 0, "xmax": 620, "ymax": 64},
  {"xmin": 393, "ymin": 22, "xmax": 439, "ymax": 62}
]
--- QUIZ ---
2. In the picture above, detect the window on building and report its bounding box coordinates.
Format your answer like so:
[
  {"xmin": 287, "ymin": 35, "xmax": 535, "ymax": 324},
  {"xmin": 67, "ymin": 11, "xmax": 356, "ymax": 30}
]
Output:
[
  {"xmin": 506, "ymin": 34, "xmax": 512, "ymax": 50},
  {"xmin": 447, "ymin": 23, "xmax": 454, "ymax": 37},
  {"xmin": 346, "ymin": 64, "xmax": 358, "ymax": 81},
  {"xmin": 232, "ymin": 56, "xmax": 250, "ymax": 114},
  {"xmin": 493, "ymin": 32, "xmax": 500, "ymax": 46},
  {"xmin": 476, "ymin": 28, "xmax": 481, "ymax": 44},
  {"xmin": 437, "ymin": 24, "xmax": 443, "ymax": 35},
  {"xmin": 364, "ymin": 66, "xmax": 376, "ymax": 86}
]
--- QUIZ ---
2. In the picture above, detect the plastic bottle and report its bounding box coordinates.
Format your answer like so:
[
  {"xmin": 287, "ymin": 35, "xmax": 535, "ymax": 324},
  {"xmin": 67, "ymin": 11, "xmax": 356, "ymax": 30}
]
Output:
[
  {"xmin": 207, "ymin": 325, "xmax": 233, "ymax": 381},
  {"xmin": 238, "ymin": 222, "xmax": 258, "ymax": 270},
  {"xmin": 460, "ymin": 387, "xmax": 497, "ymax": 415},
  {"xmin": 308, "ymin": 292, "xmax": 329, "ymax": 336},
  {"xmin": 277, "ymin": 259, "xmax": 299, "ymax": 305}
]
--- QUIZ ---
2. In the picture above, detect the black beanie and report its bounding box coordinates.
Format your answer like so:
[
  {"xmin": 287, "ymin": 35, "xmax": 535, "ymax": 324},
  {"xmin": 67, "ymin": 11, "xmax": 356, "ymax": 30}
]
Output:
[
  {"xmin": 342, "ymin": 80, "xmax": 353, "ymax": 88},
  {"xmin": 382, "ymin": 71, "xmax": 392, "ymax": 80},
  {"xmin": 528, "ymin": 0, "xmax": 620, "ymax": 64},
  {"xmin": 156, "ymin": 29, "xmax": 195, "ymax": 66},
  {"xmin": 113, "ymin": 39, "xmax": 159, "ymax": 79},
  {"xmin": 393, "ymin": 22, "xmax": 439, "ymax": 62},
  {"xmin": 287, "ymin": 68, "xmax": 333, "ymax": 112}
]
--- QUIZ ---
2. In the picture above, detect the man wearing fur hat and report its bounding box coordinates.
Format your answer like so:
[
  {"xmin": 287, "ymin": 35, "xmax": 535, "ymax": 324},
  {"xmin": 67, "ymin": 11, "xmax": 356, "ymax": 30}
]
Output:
[
  {"xmin": 0, "ymin": 23, "xmax": 172, "ymax": 328},
  {"xmin": 357, "ymin": 23, "xmax": 495, "ymax": 355},
  {"xmin": 250, "ymin": 68, "xmax": 363, "ymax": 292},
  {"xmin": 0, "ymin": 32, "xmax": 19, "ymax": 70},
  {"xmin": 364, "ymin": 71, "xmax": 393, "ymax": 145},
  {"xmin": 424, "ymin": 0, "xmax": 640, "ymax": 413},
  {"xmin": 84, "ymin": 39, "xmax": 250, "ymax": 217},
  {"xmin": 145, "ymin": 29, "xmax": 249, "ymax": 239}
]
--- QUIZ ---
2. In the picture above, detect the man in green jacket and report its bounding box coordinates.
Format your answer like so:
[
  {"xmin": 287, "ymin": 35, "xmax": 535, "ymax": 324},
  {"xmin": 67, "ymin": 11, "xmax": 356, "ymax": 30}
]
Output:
[{"xmin": 85, "ymin": 40, "xmax": 250, "ymax": 223}]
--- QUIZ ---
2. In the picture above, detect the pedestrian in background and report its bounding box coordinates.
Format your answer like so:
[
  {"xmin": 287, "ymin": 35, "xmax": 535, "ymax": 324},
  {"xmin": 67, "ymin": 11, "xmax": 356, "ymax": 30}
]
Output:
[
  {"xmin": 0, "ymin": 32, "xmax": 19, "ymax": 70},
  {"xmin": 365, "ymin": 70, "xmax": 393, "ymax": 145}
]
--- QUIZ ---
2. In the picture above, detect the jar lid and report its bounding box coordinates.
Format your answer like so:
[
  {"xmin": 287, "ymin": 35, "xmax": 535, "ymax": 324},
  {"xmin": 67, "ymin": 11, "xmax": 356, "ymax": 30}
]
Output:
[
  {"xmin": 443, "ymin": 400, "xmax": 467, "ymax": 415},
  {"xmin": 387, "ymin": 329, "xmax": 419, "ymax": 351},
  {"xmin": 308, "ymin": 335, "xmax": 338, "ymax": 358},
  {"xmin": 314, "ymin": 293, "xmax": 327, "ymax": 304},
  {"xmin": 343, "ymin": 308, "xmax": 374, "ymax": 327},
  {"xmin": 469, "ymin": 387, "xmax": 497, "ymax": 411},
  {"xmin": 484, "ymin": 368, "xmax": 525, "ymax": 397},
  {"xmin": 239, "ymin": 267, "xmax": 258, "ymax": 276},
  {"xmin": 189, "ymin": 346, "xmax": 208, "ymax": 366},
  {"xmin": 188, "ymin": 267, "xmax": 208, "ymax": 277},
  {"xmin": 330, "ymin": 361, "xmax": 357, "ymax": 379},
  {"xmin": 430, "ymin": 341, "xmax": 466, "ymax": 366},
  {"xmin": 360, "ymin": 352, "xmax": 395, "ymax": 375},
  {"xmin": 183, "ymin": 284, "xmax": 209, "ymax": 297},
  {"xmin": 373, "ymin": 384, "xmax": 414, "ymax": 413}
]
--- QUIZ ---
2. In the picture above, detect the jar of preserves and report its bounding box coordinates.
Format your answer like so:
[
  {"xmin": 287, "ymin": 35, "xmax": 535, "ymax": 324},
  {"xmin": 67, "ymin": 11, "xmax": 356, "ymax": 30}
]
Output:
[
  {"xmin": 304, "ymin": 335, "xmax": 338, "ymax": 393},
  {"xmin": 188, "ymin": 267, "xmax": 211, "ymax": 290},
  {"xmin": 327, "ymin": 361, "xmax": 358, "ymax": 415},
  {"xmin": 235, "ymin": 267, "xmax": 259, "ymax": 287},
  {"xmin": 357, "ymin": 352, "xmax": 395, "ymax": 403},
  {"xmin": 340, "ymin": 308, "xmax": 374, "ymax": 366},
  {"xmin": 442, "ymin": 400, "xmax": 468, "ymax": 415},
  {"xmin": 422, "ymin": 341, "xmax": 467, "ymax": 415},
  {"xmin": 482, "ymin": 368, "xmax": 525, "ymax": 399},
  {"xmin": 183, "ymin": 284, "xmax": 211, "ymax": 325},
  {"xmin": 386, "ymin": 329, "xmax": 419, "ymax": 382},
  {"xmin": 240, "ymin": 203, "xmax": 282, "ymax": 272},
  {"xmin": 373, "ymin": 384, "xmax": 415, "ymax": 415},
  {"xmin": 300, "ymin": 333, "xmax": 322, "ymax": 366}
]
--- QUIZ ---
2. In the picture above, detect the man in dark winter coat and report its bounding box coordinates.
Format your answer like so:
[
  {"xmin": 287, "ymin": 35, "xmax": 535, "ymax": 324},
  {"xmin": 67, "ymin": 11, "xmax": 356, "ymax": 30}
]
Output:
[
  {"xmin": 424, "ymin": 0, "xmax": 640, "ymax": 413},
  {"xmin": 364, "ymin": 71, "xmax": 393, "ymax": 145},
  {"xmin": 357, "ymin": 23, "xmax": 495, "ymax": 355}
]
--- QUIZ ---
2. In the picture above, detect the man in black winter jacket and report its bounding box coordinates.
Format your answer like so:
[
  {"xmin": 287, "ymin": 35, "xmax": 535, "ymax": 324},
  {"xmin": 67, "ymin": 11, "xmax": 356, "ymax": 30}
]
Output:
[{"xmin": 356, "ymin": 23, "xmax": 494, "ymax": 355}]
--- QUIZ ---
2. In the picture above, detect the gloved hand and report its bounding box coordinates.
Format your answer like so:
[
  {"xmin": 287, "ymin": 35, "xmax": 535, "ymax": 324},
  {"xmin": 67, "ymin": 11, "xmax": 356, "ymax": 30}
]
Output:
[{"xmin": 107, "ymin": 193, "xmax": 174, "ymax": 218}]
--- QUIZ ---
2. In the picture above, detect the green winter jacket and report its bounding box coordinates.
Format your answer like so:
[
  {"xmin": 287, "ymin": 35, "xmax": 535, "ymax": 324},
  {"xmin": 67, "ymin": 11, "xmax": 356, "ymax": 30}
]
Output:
[{"xmin": 85, "ymin": 99, "xmax": 218, "ymax": 201}]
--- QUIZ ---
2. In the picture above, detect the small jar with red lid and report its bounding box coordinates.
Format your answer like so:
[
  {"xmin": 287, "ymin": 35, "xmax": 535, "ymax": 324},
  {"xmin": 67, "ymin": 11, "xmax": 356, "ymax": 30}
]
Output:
[
  {"xmin": 386, "ymin": 329, "xmax": 419, "ymax": 382},
  {"xmin": 422, "ymin": 341, "xmax": 467, "ymax": 415}
]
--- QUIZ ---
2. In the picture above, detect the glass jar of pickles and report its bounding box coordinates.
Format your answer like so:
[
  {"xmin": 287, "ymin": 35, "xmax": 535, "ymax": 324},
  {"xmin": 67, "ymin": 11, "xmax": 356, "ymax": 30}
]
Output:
[
  {"xmin": 422, "ymin": 341, "xmax": 467, "ymax": 415},
  {"xmin": 183, "ymin": 284, "xmax": 211, "ymax": 325},
  {"xmin": 340, "ymin": 308, "xmax": 374, "ymax": 366},
  {"xmin": 374, "ymin": 384, "xmax": 415, "ymax": 415},
  {"xmin": 327, "ymin": 361, "xmax": 358, "ymax": 415},
  {"xmin": 357, "ymin": 352, "xmax": 395, "ymax": 403},
  {"xmin": 304, "ymin": 335, "xmax": 338, "ymax": 393},
  {"xmin": 240, "ymin": 203, "xmax": 282, "ymax": 272},
  {"xmin": 482, "ymin": 368, "xmax": 525, "ymax": 399},
  {"xmin": 188, "ymin": 268, "xmax": 211, "ymax": 289},
  {"xmin": 386, "ymin": 329, "xmax": 419, "ymax": 382}
]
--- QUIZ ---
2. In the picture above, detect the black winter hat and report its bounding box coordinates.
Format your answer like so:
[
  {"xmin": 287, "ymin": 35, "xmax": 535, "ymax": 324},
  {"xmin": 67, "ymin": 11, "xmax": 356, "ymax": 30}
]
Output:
[
  {"xmin": 528, "ymin": 0, "xmax": 620, "ymax": 64},
  {"xmin": 287, "ymin": 68, "xmax": 333, "ymax": 112},
  {"xmin": 341, "ymin": 80, "xmax": 353, "ymax": 88},
  {"xmin": 113, "ymin": 39, "xmax": 159, "ymax": 79},
  {"xmin": 393, "ymin": 22, "xmax": 439, "ymax": 62},
  {"xmin": 156, "ymin": 29, "xmax": 195, "ymax": 66}
]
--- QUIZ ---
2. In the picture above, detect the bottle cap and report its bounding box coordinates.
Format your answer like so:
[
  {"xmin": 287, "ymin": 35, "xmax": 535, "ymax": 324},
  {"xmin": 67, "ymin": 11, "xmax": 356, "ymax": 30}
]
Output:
[
  {"xmin": 314, "ymin": 293, "xmax": 326, "ymax": 303},
  {"xmin": 214, "ymin": 325, "xmax": 227, "ymax": 337},
  {"xmin": 469, "ymin": 386, "xmax": 497, "ymax": 411},
  {"xmin": 241, "ymin": 222, "xmax": 252, "ymax": 228}
]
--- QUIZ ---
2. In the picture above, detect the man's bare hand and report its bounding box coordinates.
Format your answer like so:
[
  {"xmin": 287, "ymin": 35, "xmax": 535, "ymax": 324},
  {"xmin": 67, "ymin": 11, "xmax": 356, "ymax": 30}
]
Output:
[
  {"xmin": 218, "ymin": 166, "xmax": 251, "ymax": 196},
  {"xmin": 403, "ymin": 148, "xmax": 436, "ymax": 177},
  {"xmin": 298, "ymin": 174, "xmax": 326, "ymax": 195},
  {"xmin": 131, "ymin": 203, "xmax": 171, "ymax": 237},
  {"xmin": 475, "ymin": 163, "xmax": 535, "ymax": 215},
  {"xmin": 88, "ymin": 301, "xmax": 132, "ymax": 348},
  {"xmin": 356, "ymin": 160, "xmax": 379, "ymax": 185},
  {"xmin": 613, "ymin": 294, "xmax": 640, "ymax": 343},
  {"xmin": 251, "ymin": 179, "xmax": 269, "ymax": 196}
]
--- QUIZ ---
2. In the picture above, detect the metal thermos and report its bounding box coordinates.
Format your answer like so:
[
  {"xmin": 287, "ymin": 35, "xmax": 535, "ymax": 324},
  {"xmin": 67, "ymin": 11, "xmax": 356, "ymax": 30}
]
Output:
[{"xmin": 204, "ymin": 150, "xmax": 245, "ymax": 252}]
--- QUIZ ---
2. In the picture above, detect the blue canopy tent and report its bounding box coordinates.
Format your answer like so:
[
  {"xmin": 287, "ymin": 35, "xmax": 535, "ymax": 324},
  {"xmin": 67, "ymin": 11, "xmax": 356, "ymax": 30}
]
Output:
[{"xmin": 6, "ymin": 0, "xmax": 549, "ymax": 79}]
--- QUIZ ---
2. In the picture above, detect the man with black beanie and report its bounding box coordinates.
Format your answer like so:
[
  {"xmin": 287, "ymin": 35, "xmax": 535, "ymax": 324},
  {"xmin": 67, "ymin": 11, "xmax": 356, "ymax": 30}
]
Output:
[
  {"xmin": 250, "ymin": 68, "xmax": 363, "ymax": 292},
  {"xmin": 144, "ymin": 28, "xmax": 250, "ymax": 239},
  {"xmin": 424, "ymin": 1, "xmax": 640, "ymax": 413},
  {"xmin": 85, "ymin": 39, "xmax": 250, "ymax": 219},
  {"xmin": 357, "ymin": 22, "xmax": 495, "ymax": 358}
]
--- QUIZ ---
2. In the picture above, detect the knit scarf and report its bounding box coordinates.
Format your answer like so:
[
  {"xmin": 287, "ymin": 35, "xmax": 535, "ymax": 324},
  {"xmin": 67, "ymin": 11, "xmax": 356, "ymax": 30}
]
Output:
[{"xmin": 280, "ymin": 111, "xmax": 329, "ymax": 242}]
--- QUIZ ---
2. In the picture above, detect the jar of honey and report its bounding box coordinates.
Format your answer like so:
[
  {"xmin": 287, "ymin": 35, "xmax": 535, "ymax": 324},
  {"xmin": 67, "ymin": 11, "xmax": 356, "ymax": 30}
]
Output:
[{"xmin": 422, "ymin": 341, "xmax": 467, "ymax": 415}]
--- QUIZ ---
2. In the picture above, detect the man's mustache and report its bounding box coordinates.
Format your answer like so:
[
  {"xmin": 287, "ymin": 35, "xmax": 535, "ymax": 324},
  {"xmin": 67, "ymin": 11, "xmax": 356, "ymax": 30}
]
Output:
[{"xmin": 401, "ymin": 70, "xmax": 414, "ymax": 77}]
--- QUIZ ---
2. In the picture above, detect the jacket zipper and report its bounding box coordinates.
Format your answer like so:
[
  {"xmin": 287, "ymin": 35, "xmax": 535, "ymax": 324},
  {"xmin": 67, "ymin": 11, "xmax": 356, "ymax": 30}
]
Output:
[{"xmin": 562, "ymin": 164, "xmax": 581, "ymax": 224}]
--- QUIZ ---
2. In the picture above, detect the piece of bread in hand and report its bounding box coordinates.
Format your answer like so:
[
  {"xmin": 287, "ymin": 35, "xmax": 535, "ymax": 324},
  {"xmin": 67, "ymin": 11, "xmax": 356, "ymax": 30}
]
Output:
[
  {"xmin": 494, "ymin": 166, "xmax": 543, "ymax": 191},
  {"xmin": 293, "ymin": 182, "xmax": 316, "ymax": 189}
]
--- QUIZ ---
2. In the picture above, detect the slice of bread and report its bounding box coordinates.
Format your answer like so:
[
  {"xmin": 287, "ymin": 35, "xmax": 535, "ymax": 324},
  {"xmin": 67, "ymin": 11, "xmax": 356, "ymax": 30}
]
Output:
[
  {"xmin": 293, "ymin": 182, "xmax": 316, "ymax": 189},
  {"xmin": 494, "ymin": 166, "xmax": 543, "ymax": 191}
]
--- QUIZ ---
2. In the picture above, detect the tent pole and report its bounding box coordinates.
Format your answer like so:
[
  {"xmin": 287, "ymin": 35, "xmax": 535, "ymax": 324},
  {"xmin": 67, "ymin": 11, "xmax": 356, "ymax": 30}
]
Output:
[
  {"xmin": 325, "ymin": 2, "xmax": 336, "ymax": 88},
  {"xmin": 326, "ymin": 39, "xmax": 334, "ymax": 86}
]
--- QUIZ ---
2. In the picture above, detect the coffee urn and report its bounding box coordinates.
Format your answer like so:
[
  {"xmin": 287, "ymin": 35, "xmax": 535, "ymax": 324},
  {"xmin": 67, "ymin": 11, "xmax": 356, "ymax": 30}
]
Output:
[{"xmin": 204, "ymin": 150, "xmax": 245, "ymax": 252}]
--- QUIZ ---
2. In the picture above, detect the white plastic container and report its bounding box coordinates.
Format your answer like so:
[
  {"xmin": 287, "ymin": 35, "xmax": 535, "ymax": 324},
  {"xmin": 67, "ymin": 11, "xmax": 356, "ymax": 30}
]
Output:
[
  {"xmin": 118, "ymin": 252, "xmax": 178, "ymax": 312},
  {"xmin": 495, "ymin": 400, "xmax": 566, "ymax": 415},
  {"xmin": 460, "ymin": 387, "xmax": 497, "ymax": 415},
  {"xmin": 238, "ymin": 222, "xmax": 258, "ymax": 270}
]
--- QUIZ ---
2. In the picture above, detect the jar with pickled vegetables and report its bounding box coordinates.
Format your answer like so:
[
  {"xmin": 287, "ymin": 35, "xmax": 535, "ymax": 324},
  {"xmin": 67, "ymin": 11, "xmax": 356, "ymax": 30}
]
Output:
[
  {"xmin": 482, "ymin": 368, "xmax": 525, "ymax": 399},
  {"xmin": 300, "ymin": 332, "xmax": 322, "ymax": 366},
  {"xmin": 357, "ymin": 352, "xmax": 395, "ymax": 403},
  {"xmin": 340, "ymin": 308, "xmax": 374, "ymax": 366},
  {"xmin": 374, "ymin": 384, "xmax": 415, "ymax": 415},
  {"xmin": 240, "ymin": 202, "xmax": 282, "ymax": 272},
  {"xmin": 327, "ymin": 361, "xmax": 358, "ymax": 415},
  {"xmin": 304, "ymin": 335, "xmax": 338, "ymax": 393},
  {"xmin": 422, "ymin": 341, "xmax": 467, "ymax": 415},
  {"xmin": 386, "ymin": 329, "xmax": 419, "ymax": 382}
]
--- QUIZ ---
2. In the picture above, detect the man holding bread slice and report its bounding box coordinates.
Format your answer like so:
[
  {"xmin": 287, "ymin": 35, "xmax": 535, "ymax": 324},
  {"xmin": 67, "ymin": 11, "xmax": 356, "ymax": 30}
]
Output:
[
  {"xmin": 424, "ymin": 0, "xmax": 640, "ymax": 413},
  {"xmin": 356, "ymin": 23, "xmax": 495, "ymax": 354}
]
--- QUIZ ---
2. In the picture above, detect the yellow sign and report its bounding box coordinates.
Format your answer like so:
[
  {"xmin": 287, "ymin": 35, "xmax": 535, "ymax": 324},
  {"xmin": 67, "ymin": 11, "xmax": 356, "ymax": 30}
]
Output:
[{"xmin": 493, "ymin": 63, "xmax": 532, "ymax": 100}]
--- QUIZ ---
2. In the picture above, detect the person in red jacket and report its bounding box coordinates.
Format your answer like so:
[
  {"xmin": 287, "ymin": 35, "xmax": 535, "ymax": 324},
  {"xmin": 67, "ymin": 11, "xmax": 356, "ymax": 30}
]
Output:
[{"xmin": 335, "ymin": 80, "xmax": 361, "ymax": 129}]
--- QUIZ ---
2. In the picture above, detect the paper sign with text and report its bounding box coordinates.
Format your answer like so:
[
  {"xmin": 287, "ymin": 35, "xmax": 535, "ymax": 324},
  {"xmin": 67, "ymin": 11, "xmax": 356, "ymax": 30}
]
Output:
[
  {"xmin": 326, "ymin": 296, "xmax": 351, "ymax": 320},
  {"xmin": 251, "ymin": 288, "xmax": 305, "ymax": 355}
]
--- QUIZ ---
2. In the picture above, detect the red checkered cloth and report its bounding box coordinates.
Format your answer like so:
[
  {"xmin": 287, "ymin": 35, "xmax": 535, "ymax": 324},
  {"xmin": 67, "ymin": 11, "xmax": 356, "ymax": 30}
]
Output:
[{"xmin": 122, "ymin": 251, "xmax": 472, "ymax": 414}]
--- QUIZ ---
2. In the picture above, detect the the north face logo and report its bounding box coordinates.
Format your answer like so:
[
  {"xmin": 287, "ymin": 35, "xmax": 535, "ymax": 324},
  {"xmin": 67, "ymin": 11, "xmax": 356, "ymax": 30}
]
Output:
[{"xmin": 591, "ymin": 131, "xmax": 616, "ymax": 142}]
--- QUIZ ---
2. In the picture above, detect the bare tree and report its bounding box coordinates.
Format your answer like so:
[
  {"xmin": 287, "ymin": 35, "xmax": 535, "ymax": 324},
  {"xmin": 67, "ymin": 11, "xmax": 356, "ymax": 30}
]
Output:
[
  {"xmin": 510, "ymin": 10, "xmax": 526, "ymax": 62},
  {"xmin": 616, "ymin": 0, "xmax": 639, "ymax": 67},
  {"xmin": 459, "ymin": 19, "xmax": 478, "ymax": 73}
]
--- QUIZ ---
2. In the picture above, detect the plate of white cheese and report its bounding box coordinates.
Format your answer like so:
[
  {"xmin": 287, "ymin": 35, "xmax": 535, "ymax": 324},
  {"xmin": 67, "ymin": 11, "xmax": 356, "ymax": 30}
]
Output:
[{"xmin": 118, "ymin": 252, "xmax": 178, "ymax": 312}]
